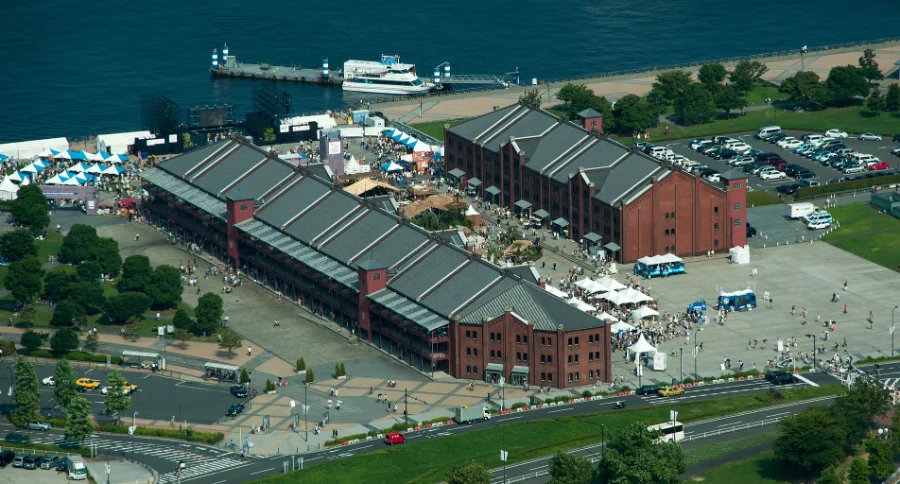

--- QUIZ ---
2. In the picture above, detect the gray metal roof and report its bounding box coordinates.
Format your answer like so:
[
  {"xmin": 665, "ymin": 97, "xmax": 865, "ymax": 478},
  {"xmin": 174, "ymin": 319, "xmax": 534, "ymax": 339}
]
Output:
[
  {"xmin": 141, "ymin": 168, "xmax": 227, "ymax": 220},
  {"xmin": 552, "ymin": 218, "xmax": 569, "ymax": 228},
  {"xmin": 577, "ymin": 108, "xmax": 603, "ymax": 118},
  {"xmin": 467, "ymin": 178, "xmax": 482, "ymax": 187},
  {"xmin": 523, "ymin": 123, "xmax": 589, "ymax": 170},
  {"xmin": 191, "ymin": 146, "xmax": 268, "ymax": 195},
  {"xmin": 320, "ymin": 209, "xmax": 396, "ymax": 262},
  {"xmin": 221, "ymin": 159, "xmax": 294, "ymax": 200},
  {"xmin": 421, "ymin": 261, "xmax": 502, "ymax": 315},
  {"xmin": 369, "ymin": 289, "xmax": 449, "ymax": 332},
  {"xmin": 283, "ymin": 191, "xmax": 361, "ymax": 244},
  {"xmin": 550, "ymin": 140, "xmax": 629, "ymax": 184},
  {"xmin": 533, "ymin": 209, "xmax": 550, "ymax": 219},
  {"xmin": 388, "ymin": 245, "xmax": 469, "ymax": 300},
  {"xmin": 447, "ymin": 104, "xmax": 520, "ymax": 141},
  {"xmin": 514, "ymin": 200, "xmax": 532, "ymax": 210},
  {"xmin": 584, "ymin": 232, "xmax": 602, "ymax": 244},
  {"xmin": 485, "ymin": 186, "xmax": 501, "ymax": 196},
  {"xmin": 160, "ymin": 143, "xmax": 225, "ymax": 178},
  {"xmin": 355, "ymin": 224, "xmax": 430, "ymax": 270},
  {"xmin": 594, "ymin": 152, "xmax": 661, "ymax": 205},
  {"xmin": 255, "ymin": 176, "xmax": 330, "ymax": 228},
  {"xmin": 480, "ymin": 110, "xmax": 558, "ymax": 152}
]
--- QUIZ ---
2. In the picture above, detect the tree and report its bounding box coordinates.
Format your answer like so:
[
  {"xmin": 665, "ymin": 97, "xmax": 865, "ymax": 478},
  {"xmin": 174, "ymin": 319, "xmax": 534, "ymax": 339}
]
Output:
[
  {"xmin": 76, "ymin": 261, "xmax": 102, "ymax": 283},
  {"xmin": 59, "ymin": 224, "xmax": 99, "ymax": 264},
  {"xmin": 68, "ymin": 280, "xmax": 106, "ymax": 313},
  {"xmin": 866, "ymin": 438, "xmax": 893, "ymax": 480},
  {"xmin": 833, "ymin": 376, "xmax": 891, "ymax": 450},
  {"xmin": 50, "ymin": 328, "xmax": 80, "ymax": 353},
  {"xmin": 612, "ymin": 94, "xmax": 654, "ymax": 133},
  {"xmin": 83, "ymin": 332, "xmax": 99, "ymax": 354},
  {"xmin": 65, "ymin": 395, "xmax": 95, "ymax": 444},
  {"xmin": 125, "ymin": 317, "xmax": 142, "ymax": 338},
  {"xmin": 698, "ymin": 63, "xmax": 727, "ymax": 91},
  {"xmin": 885, "ymin": 84, "xmax": 900, "ymax": 112},
  {"xmin": 51, "ymin": 300, "xmax": 84, "ymax": 328},
  {"xmin": 43, "ymin": 271, "xmax": 79, "ymax": 303},
  {"xmin": 18, "ymin": 306, "xmax": 37, "ymax": 326},
  {"xmin": 548, "ymin": 450, "xmax": 592, "ymax": 484},
  {"xmin": 446, "ymin": 461, "xmax": 492, "ymax": 484},
  {"xmin": 173, "ymin": 308, "xmax": 192, "ymax": 330},
  {"xmin": 780, "ymin": 71, "xmax": 830, "ymax": 110},
  {"xmin": 773, "ymin": 406, "xmax": 846, "ymax": 472},
  {"xmin": 173, "ymin": 328, "xmax": 192, "ymax": 348},
  {"xmin": 0, "ymin": 229, "xmax": 37, "ymax": 262},
  {"xmin": 296, "ymin": 357, "xmax": 306, "ymax": 372},
  {"xmin": 10, "ymin": 185, "xmax": 50, "ymax": 232},
  {"xmin": 194, "ymin": 292, "xmax": 223, "ymax": 336},
  {"xmin": 118, "ymin": 255, "xmax": 152, "ymax": 293},
  {"xmin": 891, "ymin": 402, "xmax": 900, "ymax": 453},
  {"xmin": 12, "ymin": 356, "xmax": 40, "ymax": 428},
  {"xmin": 52, "ymin": 358, "xmax": 77, "ymax": 408},
  {"xmin": 305, "ymin": 368, "xmax": 315, "ymax": 383},
  {"xmin": 262, "ymin": 128, "xmax": 276, "ymax": 143},
  {"xmin": 104, "ymin": 369, "xmax": 131, "ymax": 415},
  {"xmin": 848, "ymin": 457, "xmax": 868, "ymax": 484},
  {"xmin": 20, "ymin": 330, "xmax": 43, "ymax": 353},
  {"xmin": 826, "ymin": 65, "xmax": 870, "ymax": 103},
  {"xmin": 651, "ymin": 70, "xmax": 693, "ymax": 102},
  {"xmin": 4, "ymin": 256, "xmax": 43, "ymax": 304},
  {"xmin": 147, "ymin": 265, "xmax": 183, "ymax": 309},
  {"xmin": 518, "ymin": 89, "xmax": 543, "ymax": 109},
  {"xmin": 859, "ymin": 48, "xmax": 883, "ymax": 85},
  {"xmin": 594, "ymin": 422, "xmax": 685, "ymax": 484},
  {"xmin": 239, "ymin": 368, "xmax": 250, "ymax": 384},
  {"xmin": 103, "ymin": 293, "xmax": 151, "ymax": 324},
  {"xmin": 716, "ymin": 85, "xmax": 748, "ymax": 118},
  {"xmin": 729, "ymin": 60, "xmax": 769, "ymax": 94},
  {"xmin": 867, "ymin": 89, "xmax": 885, "ymax": 114},
  {"xmin": 557, "ymin": 83, "xmax": 597, "ymax": 117},
  {"xmin": 644, "ymin": 89, "xmax": 669, "ymax": 121},
  {"xmin": 674, "ymin": 83, "xmax": 716, "ymax": 125},
  {"xmin": 817, "ymin": 467, "xmax": 845, "ymax": 484},
  {"xmin": 218, "ymin": 330, "xmax": 242, "ymax": 356},
  {"xmin": 91, "ymin": 238, "xmax": 122, "ymax": 276}
]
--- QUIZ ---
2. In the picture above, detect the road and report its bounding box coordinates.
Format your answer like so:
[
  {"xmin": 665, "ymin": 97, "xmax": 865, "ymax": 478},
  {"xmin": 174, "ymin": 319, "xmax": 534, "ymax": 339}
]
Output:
[
  {"xmin": 171, "ymin": 372, "xmax": 839, "ymax": 483},
  {"xmin": 0, "ymin": 361, "xmax": 238, "ymax": 424}
]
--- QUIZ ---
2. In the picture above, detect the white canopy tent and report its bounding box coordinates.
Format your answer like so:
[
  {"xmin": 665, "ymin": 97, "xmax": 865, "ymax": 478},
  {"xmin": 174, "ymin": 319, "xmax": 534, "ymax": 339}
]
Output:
[
  {"xmin": 596, "ymin": 312, "xmax": 618, "ymax": 322},
  {"xmin": 576, "ymin": 276, "xmax": 626, "ymax": 294},
  {"xmin": 0, "ymin": 177, "xmax": 20, "ymax": 201},
  {"xmin": 599, "ymin": 287, "xmax": 654, "ymax": 306},
  {"xmin": 85, "ymin": 164, "xmax": 103, "ymax": 174},
  {"xmin": 631, "ymin": 306, "xmax": 660, "ymax": 324},
  {"xmin": 566, "ymin": 297, "xmax": 595, "ymax": 312},
  {"xmin": 464, "ymin": 205, "xmax": 479, "ymax": 217},
  {"xmin": 626, "ymin": 333, "xmax": 658, "ymax": 358},
  {"xmin": 0, "ymin": 137, "xmax": 68, "ymax": 160},
  {"xmin": 543, "ymin": 284, "xmax": 568, "ymax": 299},
  {"xmin": 610, "ymin": 320, "xmax": 636, "ymax": 333}
]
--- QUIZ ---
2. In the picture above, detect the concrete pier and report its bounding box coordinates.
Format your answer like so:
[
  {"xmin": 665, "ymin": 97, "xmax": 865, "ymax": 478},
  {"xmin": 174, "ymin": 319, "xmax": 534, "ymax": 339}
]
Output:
[{"xmin": 211, "ymin": 63, "xmax": 343, "ymax": 85}]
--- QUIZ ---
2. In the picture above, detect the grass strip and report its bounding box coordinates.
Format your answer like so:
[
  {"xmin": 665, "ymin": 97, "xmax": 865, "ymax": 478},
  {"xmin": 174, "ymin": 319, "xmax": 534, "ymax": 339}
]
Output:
[
  {"xmin": 822, "ymin": 204, "xmax": 900, "ymax": 272},
  {"xmin": 695, "ymin": 450, "xmax": 811, "ymax": 484},
  {"xmin": 253, "ymin": 385, "xmax": 842, "ymax": 483},
  {"xmin": 683, "ymin": 431, "xmax": 778, "ymax": 468}
]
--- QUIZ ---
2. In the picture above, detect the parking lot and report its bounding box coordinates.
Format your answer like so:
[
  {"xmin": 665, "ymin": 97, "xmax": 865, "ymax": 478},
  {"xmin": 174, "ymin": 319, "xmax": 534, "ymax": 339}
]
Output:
[
  {"xmin": 0, "ymin": 362, "xmax": 239, "ymax": 425},
  {"xmin": 659, "ymin": 130, "xmax": 899, "ymax": 193},
  {"xmin": 0, "ymin": 465, "xmax": 67, "ymax": 484}
]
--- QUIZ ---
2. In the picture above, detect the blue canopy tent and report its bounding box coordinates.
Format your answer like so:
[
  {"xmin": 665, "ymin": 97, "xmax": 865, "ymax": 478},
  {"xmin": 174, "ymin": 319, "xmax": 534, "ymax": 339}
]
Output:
[
  {"xmin": 382, "ymin": 128, "xmax": 398, "ymax": 137},
  {"xmin": 380, "ymin": 161, "xmax": 403, "ymax": 172},
  {"xmin": 103, "ymin": 153, "xmax": 128, "ymax": 163},
  {"xmin": 0, "ymin": 154, "xmax": 9, "ymax": 162},
  {"xmin": 404, "ymin": 137, "xmax": 419, "ymax": 148},
  {"xmin": 69, "ymin": 150, "xmax": 89, "ymax": 161},
  {"xmin": 390, "ymin": 131, "xmax": 406, "ymax": 141},
  {"xmin": 397, "ymin": 134, "xmax": 411, "ymax": 144}
]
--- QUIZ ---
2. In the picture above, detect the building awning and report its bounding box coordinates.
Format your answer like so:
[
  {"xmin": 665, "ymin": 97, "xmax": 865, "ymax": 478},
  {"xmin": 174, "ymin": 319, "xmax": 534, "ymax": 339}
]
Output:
[
  {"xmin": 511, "ymin": 365, "xmax": 529, "ymax": 375},
  {"xmin": 205, "ymin": 362, "xmax": 240, "ymax": 372},
  {"xmin": 533, "ymin": 209, "xmax": 550, "ymax": 219},
  {"xmin": 448, "ymin": 168, "xmax": 465, "ymax": 179},
  {"xmin": 485, "ymin": 363, "xmax": 504, "ymax": 372},
  {"xmin": 514, "ymin": 200, "xmax": 532, "ymax": 210},
  {"xmin": 485, "ymin": 186, "xmax": 501, "ymax": 196},
  {"xmin": 604, "ymin": 242, "xmax": 621, "ymax": 252},
  {"xmin": 467, "ymin": 177, "xmax": 482, "ymax": 188},
  {"xmin": 552, "ymin": 218, "xmax": 569, "ymax": 228},
  {"xmin": 122, "ymin": 350, "xmax": 159, "ymax": 359},
  {"xmin": 584, "ymin": 232, "xmax": 602, "ymax": 244}
]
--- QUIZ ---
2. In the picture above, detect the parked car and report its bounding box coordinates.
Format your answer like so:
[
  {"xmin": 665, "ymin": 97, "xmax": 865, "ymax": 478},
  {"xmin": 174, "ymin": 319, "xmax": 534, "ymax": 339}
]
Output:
[
  {"xmin": 825, "ymin": 129, "xmax": 848, "ymax": 139},
  {"xmin": 869, "ymin": 160, "xmax": 890, "ymax": 171},
  {"xmin": 759, "ymin": 170, "xmax": 786, "ymax": 180},
  {"xmin": 797, "ymin": 179, "xmax": 820, "ymax": 187},
  {"xmin": 42, "ymin": 376, "xmax": 55, "ymax": 386},
  {"xmin": 384, "ymin": 432, "xmax": 407, "ymax": 445},
  {"xmin": 808, "ymin": 220, "xmax": 831, "ymax": 230},
  {"xmin": 40, "ymin": 454, "xmax": 60, "ymax": 470},
  {"xmin": 776, "ymin": 183, "xmax": 801, "ymax": 195},
  {"xmin": 699, "ymin": 144, "xmax": 720, "ymax": 155},
  {"xmin": 776, "ymin": 137, "xmax": 798, "ymax": 148},
  {"xmin": 23, "ymin": 455, "xmax": 41, "ymax": 469},
  {"xmin": 781, "ymin": 139, "xmax": 803, "ymax": 149},
  {"xmin": 792, "ymin": 169, "xmax": 816, "ymax": 180},
  {"xmin": 633, "ymin": 141, "xmax": 653, "ymax": 151},
  {"xmin": 26, "ymin": 421, "xmax": 51, "ymax": 431},
  {"xmin": 843, "ymin": 164, "xmax": 867, "ymax": 174},
  {"xmin": 767, "ymin": 133, "xmax": 787, "ymax": 143},
  {"xmin": 859, "ymin": 132, "xmax": 883, "ymax": 141},
  {"xmin": 226, "ymin": 403, "xmax": 245, "ymax": 417},
  {"xmin": 694, "ymin": 140, "xmax": 714, "ymax": 151},
  {"xmin": 782, "ymin": 164, "xmax": 805, "ymax": 177},
  {"xmin": 12, "ymin": 455, "xmax": 24, "ymax": 468},
  {"xmin": 710, "ymin": 148, "xmax": 737, "ymax": 160},
  {"xmin": 705, "ymin": 173, "xmax": 722, "ymax": 183},
  {"xmin": 892, "ymin": 146, "xmax": 900, "ymax": 157},
  {"xmin": 689, "ymin": 139, "xmax": 708, "ymax": 150},
  {"xmin": 636, "ymin": 385, "xmax": 659, "ymax": 396},
  {"xmin": 751, "ymin": 164, "xmax": 774, "ymax": 175},
  {"xmin": 0, "ymin": 450, "xmax": 14, "ymax": 468},
  {"xmin": 231, "ymin": 385, "xmax": 249, "ymax": 398},
  {"xmin": 729, "ymin": 142, "xmax": 752, "ymax": 154}
]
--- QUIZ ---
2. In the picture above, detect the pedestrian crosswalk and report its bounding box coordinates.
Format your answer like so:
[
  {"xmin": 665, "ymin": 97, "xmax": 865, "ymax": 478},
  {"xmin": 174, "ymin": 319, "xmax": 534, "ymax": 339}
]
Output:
[
  {"xmin": 883, "ymin": 378, "xmax": 900, "ymax": 389},
  {"xmin": 156, "ymin": 456, "xmax": 252, "ymax": 484}
]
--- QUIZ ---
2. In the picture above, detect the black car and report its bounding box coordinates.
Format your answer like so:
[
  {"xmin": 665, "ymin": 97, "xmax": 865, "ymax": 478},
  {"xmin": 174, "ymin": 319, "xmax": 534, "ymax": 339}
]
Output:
[
  {"xmin": 743, "ymin": 161, "xmax": 766, "ymax": 173},
  {"xmin": 776, "ymin": 184, "xmax": 801, "ymax": 195},
  {"xmin": 782, "ymin": 164, "xmax": 804, "ymax": 176},
  {"xmin": 0, "ymin": 450, "xmax": 14, "ymax": 467},
  {"xmin": 764, "ymin": 371, "xmax": 790, "ymax": 382},
  {"xmin": 793, "ymin": 169, "xmax": 815, "ymax": 180},
  {"xmin": 710, "ymin": 149, "xmax": 737, "ymax": 160},
  {"xmin": 892, "ymin": 134, "xmax": 900, "ymax": 143},
  {"xmin": 636, "ymin": 385, "xmax": 659, "ymax": 396},
  {"xmin": 746, "ymin": 223, "xmax": 758, "ymax": 238},
  {"xmin": 226, "ymin": 403, "xmax": 245, "ymax": 417},
  {"xmin": 633, "ymin": 141, "xmax": 653, "ymax": 151},
  {"xmin": 772, "ymin": 374, "xmax": 799, "ymax": 385},
  {"xmin": 767, "ymin": 133, "xmax": 787, "ymax": 143},
  {"xmin": 231, "ymin": 385, "xmax": 249, "ymax": 398}
]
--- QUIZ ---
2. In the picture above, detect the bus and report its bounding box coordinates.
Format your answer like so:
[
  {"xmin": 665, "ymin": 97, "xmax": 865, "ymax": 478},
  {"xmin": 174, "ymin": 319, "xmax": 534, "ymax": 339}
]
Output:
[{"xmin": 647, "ymin": 421, "xmax": 684, "ymax": 443}]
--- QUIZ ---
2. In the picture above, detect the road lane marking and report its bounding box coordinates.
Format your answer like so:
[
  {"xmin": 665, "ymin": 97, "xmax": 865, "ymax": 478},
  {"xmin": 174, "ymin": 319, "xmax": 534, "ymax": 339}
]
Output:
[
  {"xmin": 248, "ymin": 468, "xmax": 275, "ymax": 476},
  {"xmin": 718, "ymin": 421, "xmax": 742, "ymax": 427},
  {"xmin": 548, "ymin": 408, "xmax": 572, "ymax": 414},
  {"xmin": 496, "ymin": 416, "xmax": 523, "ymax": 422},
  {"xmin": 211, "ymin": 481, "xmax": 226, "ymax": 484},
  {"xmin": 794, "ymin": 374, "xmax": 819, "ymax": 387},
  {"xmin": 766, "ymin": 412, "xmax": 791, "ymax": 419}
]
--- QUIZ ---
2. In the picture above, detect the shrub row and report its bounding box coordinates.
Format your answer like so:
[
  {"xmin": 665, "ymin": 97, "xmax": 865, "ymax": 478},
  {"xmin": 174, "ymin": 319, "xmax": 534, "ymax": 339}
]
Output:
[
  {"xmin": 96, "ymin": 423, "xmax": 224, "ymax": 444},
  {"xmin": 794, "ymin": 174, "xmax": 900, "ymax": 199},
  {"xmin": 29, "ymin": 349, "xmax": 123, "ymax": 365}
]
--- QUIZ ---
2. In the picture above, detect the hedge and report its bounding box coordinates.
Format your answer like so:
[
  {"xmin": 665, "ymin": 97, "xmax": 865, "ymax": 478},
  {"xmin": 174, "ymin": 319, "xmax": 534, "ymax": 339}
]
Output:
[
  {"xmin": 28, "ymin": 349, "xmax": 122, "ymax": 365},
  {"xmin": 793, "ymin": 174, "xmax": 900, "ymax": 200},
  {"xmin": 96, "ymin": 423, "xmax": 224, "ymax": 444}
]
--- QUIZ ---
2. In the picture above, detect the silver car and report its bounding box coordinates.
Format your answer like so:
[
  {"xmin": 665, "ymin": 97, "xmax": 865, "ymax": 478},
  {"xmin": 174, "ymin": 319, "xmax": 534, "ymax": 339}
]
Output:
[
  {"xmin": 26, "ymin": 421, "xmax": 51, "ymax": 431},
  {"xmin": 858, "ymin": 132, "xmax": 883, "ymax": 141}
]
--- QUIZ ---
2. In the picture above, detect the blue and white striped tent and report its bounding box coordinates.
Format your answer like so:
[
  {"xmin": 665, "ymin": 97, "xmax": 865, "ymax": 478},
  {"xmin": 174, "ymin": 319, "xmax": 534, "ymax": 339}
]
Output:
[
  {"xmin": 404, "ymin": 137, "xmax": 419, "ymax": 148},
  {"xmin": 390, "ymin": 131, "xmax": 406, "ymax": 141}
]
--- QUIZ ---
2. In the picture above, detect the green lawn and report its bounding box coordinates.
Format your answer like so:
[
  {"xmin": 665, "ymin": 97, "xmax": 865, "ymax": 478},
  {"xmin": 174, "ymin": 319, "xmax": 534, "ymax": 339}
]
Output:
[
  {"xmin": 37, "ymin": 232, "xmax": 64, "ymax": 262},
  {"xmin": 683, "ymin": 431, "xmax": 777, "ymax": 468},
  {"xmin": 409, "ymin": 118, "xmax": 469, "ymax": 141},
  {"xmin": 746, "ymin": 190, "xmax": 782, "ymax": 207},
  {"xmin": 694, "ymin": 451, "xmax": 812, "ymax": 484},
  {"xmin": 822, "ymin": 203, "xmax": 900, "ymax": 271},
  {"xmin": 744, "ymin": 85, "xmax": 781, "ymax": 106},
  {"xmin": 252, "ymin": 386, "xmax": 841, "ymax": 484}
]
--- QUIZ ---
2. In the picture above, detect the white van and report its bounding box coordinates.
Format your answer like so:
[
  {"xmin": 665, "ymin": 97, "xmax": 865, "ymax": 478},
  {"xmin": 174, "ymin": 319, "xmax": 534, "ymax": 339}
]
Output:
[
  {"xmin": 788, "ymin": 202, "xmax": 815, "ymax": 219},
  {"xmin": 755, "ymin": 126, "xmax": 782, "ymax": 139},
  {"xmin": 648, "ymin": 146, "xmax": 675, "ymax": 159},
  {"xmin": 803, "ymin": 211, "xmax": 832, "ymax": 224},
  {"xmin": 849, "ymin": 153, "xmax": 877, "ymax": 165}
]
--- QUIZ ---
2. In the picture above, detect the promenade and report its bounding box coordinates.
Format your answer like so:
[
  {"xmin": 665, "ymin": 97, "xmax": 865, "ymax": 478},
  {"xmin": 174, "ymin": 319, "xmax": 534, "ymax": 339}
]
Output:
[{"xmin": 375, "ymin": 40, "xmax": 900, "ymax": 126}]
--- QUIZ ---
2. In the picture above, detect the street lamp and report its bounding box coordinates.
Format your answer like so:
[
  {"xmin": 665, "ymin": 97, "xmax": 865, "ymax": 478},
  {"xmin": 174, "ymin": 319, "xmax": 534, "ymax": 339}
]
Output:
[
  {"xmin": 892, "ymin": 306, "xmax": 898, "ymax": 358},
  {"xmin": 679, "ymin": 347, "xmax": 684, "ymax": 384},
  {"xmin": 806, "ymin": 334, "xmax": 816, "ymax": 370},
  {"xmin": 693, "ymin": 328, "xmax": 701, "ymax": 379},
  {"xmin": 131, "ymin": 411, "xmax": 139, "ymax": 462}
]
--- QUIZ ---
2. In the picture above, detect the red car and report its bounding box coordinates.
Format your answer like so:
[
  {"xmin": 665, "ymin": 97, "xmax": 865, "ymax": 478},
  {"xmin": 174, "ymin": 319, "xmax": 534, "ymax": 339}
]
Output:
[
  {"xmin": 868, "ymin": 160, "xmax": 890, "ymax": 171},
  {"xmin": 384, "ymin": 432, "xmax": 406, "ymax": 445}
]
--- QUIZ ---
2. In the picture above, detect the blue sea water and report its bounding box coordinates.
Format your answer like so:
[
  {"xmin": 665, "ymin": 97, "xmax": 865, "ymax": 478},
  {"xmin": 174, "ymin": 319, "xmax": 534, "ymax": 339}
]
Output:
[{"xmin": 1, "ymin": 0, "xmax": 897, "ymax": 143}]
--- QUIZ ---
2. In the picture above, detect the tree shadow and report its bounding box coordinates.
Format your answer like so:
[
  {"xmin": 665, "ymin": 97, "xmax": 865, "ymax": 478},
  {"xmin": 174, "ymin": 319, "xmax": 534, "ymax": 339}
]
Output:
[
  {"xmin": 754, "ymin": 455, "xmax": 814, "ymax": 482},
  {"xmin": 860, "ymin": 111, "xmax": 879, "ymax": 118}
]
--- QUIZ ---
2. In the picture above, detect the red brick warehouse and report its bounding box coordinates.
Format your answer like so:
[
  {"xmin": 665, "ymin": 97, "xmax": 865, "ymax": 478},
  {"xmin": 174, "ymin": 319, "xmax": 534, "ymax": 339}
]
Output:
[{"xmin": 443, "ymin": 104, "xmax": 747, "ymax": 262}]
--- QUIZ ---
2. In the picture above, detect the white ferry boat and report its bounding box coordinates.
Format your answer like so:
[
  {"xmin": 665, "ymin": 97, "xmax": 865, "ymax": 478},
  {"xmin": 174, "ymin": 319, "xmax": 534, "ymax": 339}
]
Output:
[{"xmin": 342, "ymin": 55, "xmax": 435, "ymax": 95}]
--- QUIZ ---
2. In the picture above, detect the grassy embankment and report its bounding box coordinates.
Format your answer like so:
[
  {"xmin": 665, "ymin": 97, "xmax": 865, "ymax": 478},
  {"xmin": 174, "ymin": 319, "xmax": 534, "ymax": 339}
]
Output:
[{"xmin": 822, "ymin": 203, "xmax": 900, "ymax": 272}]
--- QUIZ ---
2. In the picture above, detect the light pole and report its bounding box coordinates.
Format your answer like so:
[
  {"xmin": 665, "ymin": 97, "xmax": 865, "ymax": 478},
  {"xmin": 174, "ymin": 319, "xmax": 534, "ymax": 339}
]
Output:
[
  {"xmin": 693, "ymin": 328, "xmax": 701, "ymax": 379},
  {"xmin": 892, "ymin": 306, "xmax": 898, "ymax": 358},
  {"xmin": 304, "ymin": 382, "xmax": 309, "ymax": 442},
  {"xmin": 500, "ymin": 376, "xmax": 506, "ymax": 484},
  {"xmin": 679, "ymin": 347, "xmax": 684, "ymax": 383},
  {"xmin": 807, "ymin": 334, "xmax": 817, "ymax": 370},
  {"xmin": 131, "ymin": 411, "xmax": 139, "ymax": 462}
]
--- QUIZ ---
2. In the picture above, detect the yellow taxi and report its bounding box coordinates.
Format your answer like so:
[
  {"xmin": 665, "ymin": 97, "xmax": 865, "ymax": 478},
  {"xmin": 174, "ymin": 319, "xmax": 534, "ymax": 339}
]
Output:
[
  {"xmin": 658, "ymin": 386, "xmax": 685, "ymax": 397},
  {"xmin": 102, "ymin": 383, "xmax": 137, "ymax": 395},
  {"xmin": 75, "ymin": 378, "xmax": 101, "ymax": 389}
]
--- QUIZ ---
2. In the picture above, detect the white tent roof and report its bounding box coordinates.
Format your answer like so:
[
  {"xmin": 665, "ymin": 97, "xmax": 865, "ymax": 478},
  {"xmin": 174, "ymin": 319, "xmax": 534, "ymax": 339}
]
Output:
[
  {"xmin": 8, "ymin": 172, "xmax": 24, "ymax": 182},
  {"xmin": 594, "ymin": 277, "xmax": 626, "ymax": 292},
  {"xmin": 627, "ymin": 333, "xmax": 658, "ymax": 356},
  {"xmin": 86, "ymin": 152, "xmax": 107, "ymax": 162},
  {"xmin": 0, "ymin": 177, "xmax": 20, "ymax": 199},
  {"xmin": 657, "ymin": 253, "xmax": 682, "ymax": 264},
  {"xmin": 631, "ymin": 306, "xmax": 659, "ymax": 323},
  {"xmin": 543, "ymin": 284, "xmax": 567, "ymax": 299},
  {"xmin": 45, "ymin": 174, "xmax": 65, "ymax": 185},
  {"xmin": 95, "ymin": 130, "xmax": 151, "ymax": 155},
  {"xmin": 411, "ymin": 139, "xmax": 434, "ymax": 152},
  {"xmin": 0, "ymin": 137, "xmax": 68, "ymax": 160},
  {"xmin": 464, "ymin": 205, "xmax": 479, "ymax": 216},
  {"xmin": 566, "ymin": 297, "xmax": 595, "ymax": 312},
  {"xmin": 600, "ymin": 287, "xmax": 654, "ymax": 306},
  {"xmin": 610, "ymin": 320, "xmax": 635, "ymax": 333},
  {"xmin": 597, "ymin": 311, "xmax": 618, "ymax": 322},
  {"xmin": 85, "ymin": 164, "xmax": 103, "ymax": 174}
]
